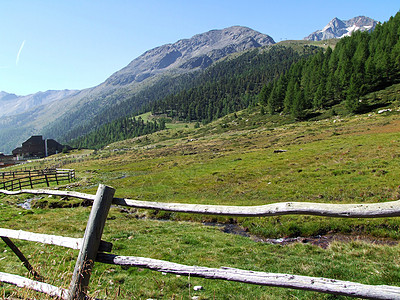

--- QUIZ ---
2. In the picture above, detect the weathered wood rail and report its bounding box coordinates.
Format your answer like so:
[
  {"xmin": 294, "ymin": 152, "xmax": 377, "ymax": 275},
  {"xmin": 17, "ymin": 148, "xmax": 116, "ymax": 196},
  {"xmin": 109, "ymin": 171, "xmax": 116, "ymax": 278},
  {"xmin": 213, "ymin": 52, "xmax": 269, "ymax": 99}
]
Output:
[
  {"xmin": 0, "ymin": 185, "xmax": 400, "ymax": 299},
  {"xmin": 0, "ymin": 168, "xmax": 75, "ymax": 191}
]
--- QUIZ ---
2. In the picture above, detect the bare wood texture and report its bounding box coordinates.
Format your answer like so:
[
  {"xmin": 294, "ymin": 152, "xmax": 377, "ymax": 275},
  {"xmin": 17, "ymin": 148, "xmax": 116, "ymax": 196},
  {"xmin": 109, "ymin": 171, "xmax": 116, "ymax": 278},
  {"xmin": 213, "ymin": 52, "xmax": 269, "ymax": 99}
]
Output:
[
  {"xmin": 0, "ymin": 228, "xmax": 82, "ymax": 249},
  {"xmin": 0, "ymin": 188, "xmax": 95, "ymax": 201},
  {"xmin": 0, "ymin": 228, "xmax": 112, "ymax": 252},
  {"xmin": 1, "ymin": 237, "xmax": 42, "ymax": 281},
  {"xmin": 0, "ymin": 271, "xmax": 68, "ymax": 299},
  {"xmin": 68, "ymin": 184, "xmax": 115, "ymax": 300},
  {"xmin": 96, "ymin": 253, "xmax": 400, "ymax": 300},
  {"xmin": 2, "ymin": 189, "xmax": 400, "ymax": 218},
  {"xmin": 113, "ymin": 197, "xmax": 400, "ymax": 218}
]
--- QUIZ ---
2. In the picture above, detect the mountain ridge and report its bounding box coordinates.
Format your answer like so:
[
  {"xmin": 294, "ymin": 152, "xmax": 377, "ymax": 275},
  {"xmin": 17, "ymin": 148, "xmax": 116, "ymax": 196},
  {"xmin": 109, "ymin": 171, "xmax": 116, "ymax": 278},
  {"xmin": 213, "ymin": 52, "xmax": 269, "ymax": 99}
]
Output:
[
  {"xmin": 304, "ymin": 16, "xmax": 377, "ymax": 41},
  {"xmin": 105, "ymin": 26, "xmax": 275, "ymax": 87},
  {"xmin": 0, "ymin": 90, "xmax": 79, "ymax": 118}
]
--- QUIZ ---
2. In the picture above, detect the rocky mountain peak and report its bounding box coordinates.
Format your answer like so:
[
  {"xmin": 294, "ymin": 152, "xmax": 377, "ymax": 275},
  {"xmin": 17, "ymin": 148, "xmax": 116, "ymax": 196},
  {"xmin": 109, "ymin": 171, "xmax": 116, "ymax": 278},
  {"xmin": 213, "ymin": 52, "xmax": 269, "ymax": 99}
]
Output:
[
  {"xmin": 105, "ymin": 26, "xmax": 275, "ymax": 86},
  {"xmin": 346, "ymin": 16, "xmax": 376, "ymax": 28},
  {"xmin": 323, "ymin": 17, "xmax": 346, "ymax": 31},
  {"xmin": 0, "ymin": 91, "xmax": 18, "ymax": 102},
  {"xmin": 304, "ymin": 16, "xmax": 378, "ymax": 41}
]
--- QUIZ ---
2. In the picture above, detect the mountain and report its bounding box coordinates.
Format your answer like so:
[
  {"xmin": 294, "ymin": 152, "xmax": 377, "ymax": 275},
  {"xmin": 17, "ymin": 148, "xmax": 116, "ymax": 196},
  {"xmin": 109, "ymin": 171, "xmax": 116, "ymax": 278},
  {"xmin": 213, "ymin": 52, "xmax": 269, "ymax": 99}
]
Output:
[
  {"xmin": 0, "ymin": 26, "xmax": 275, "ymax": 153},
  {"xmin": 105, "ymin": 26, "xmax": 275, "ymax": 87},
  {"xmin": 304, "ymin": 16, "xmax": 377, "ymax": 41},
  {"xmin": 71, "ymin": 44, "xmax": 320, "ymax": 149},
  {"xmin": 0, "ymin": 90, "xmax": 79, "ymax": 118}
]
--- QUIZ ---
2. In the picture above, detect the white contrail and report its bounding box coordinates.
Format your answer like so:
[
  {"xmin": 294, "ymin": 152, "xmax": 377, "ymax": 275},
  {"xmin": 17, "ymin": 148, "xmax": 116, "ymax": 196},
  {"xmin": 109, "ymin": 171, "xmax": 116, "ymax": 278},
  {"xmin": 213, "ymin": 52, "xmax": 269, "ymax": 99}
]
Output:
[{"xmin": 16, "ymin": 40, "xmax": 25, "ymax": 66}]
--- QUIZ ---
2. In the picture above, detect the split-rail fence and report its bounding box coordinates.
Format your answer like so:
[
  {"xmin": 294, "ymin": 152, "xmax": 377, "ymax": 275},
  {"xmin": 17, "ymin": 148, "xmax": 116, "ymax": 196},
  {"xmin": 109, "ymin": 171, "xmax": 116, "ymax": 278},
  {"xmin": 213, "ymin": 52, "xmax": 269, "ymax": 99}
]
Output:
[
  {"xmin": 0, "ymin": 184, "xmax": 400, "ymax": 299},
  {"xmin": 0, "ymin": 168, "xmax": 75, "ymax": 191}
]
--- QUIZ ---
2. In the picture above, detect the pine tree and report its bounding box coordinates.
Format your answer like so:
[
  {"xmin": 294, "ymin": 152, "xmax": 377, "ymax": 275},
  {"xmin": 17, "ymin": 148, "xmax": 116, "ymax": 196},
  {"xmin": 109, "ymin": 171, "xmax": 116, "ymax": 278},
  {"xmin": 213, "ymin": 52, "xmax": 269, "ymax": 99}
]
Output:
[
  {"xmin": 283, "ymin": 77, "xmax": 296, "ymax": 113},
  {"xmin": 346, "ymin": 74, "xmax": 363, "ymax": 113},
  {"xmin": 291, "ymin": 83, "xmax": 306, "ymax": 119}
]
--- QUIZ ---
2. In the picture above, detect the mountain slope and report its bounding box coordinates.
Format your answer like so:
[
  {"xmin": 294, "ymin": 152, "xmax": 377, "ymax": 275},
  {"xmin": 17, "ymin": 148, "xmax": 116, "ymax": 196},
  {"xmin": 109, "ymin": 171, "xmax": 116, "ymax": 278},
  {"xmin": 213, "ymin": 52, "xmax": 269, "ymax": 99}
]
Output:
[
  {"xmin": 69, "ymin": 44, "xmax": 322, "ymax": 149},
  {"xmin": 0, "ymin": 26, "xmax": 275, "ymax": 153},
  {"xmin": 106, "ymin": 26, "xmax": 275, "ymax": 87},
  {"xmin": 304, "ymin": 16, "xmax": 377, "ymax": 41},
  {"xmin": 0, "ymin": 90, "xmax": 79, "ymax": 118}
]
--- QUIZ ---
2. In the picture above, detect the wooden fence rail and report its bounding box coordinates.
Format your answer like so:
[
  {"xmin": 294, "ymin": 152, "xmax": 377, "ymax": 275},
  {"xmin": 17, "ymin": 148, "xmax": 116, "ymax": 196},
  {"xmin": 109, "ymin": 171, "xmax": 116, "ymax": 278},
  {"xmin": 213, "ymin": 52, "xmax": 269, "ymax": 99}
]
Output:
[
  {"xmin": 0, "ymin": 168, "xmax": 64, "ymax": 180},
  {"xmin": 2, "ymin": 189, "xmax": 400, "ymax": 218},
  {"xmin": 0, "ymin": 272, "xmax": 68, "ymax": 299},
  {"xmin": 96, "ymin": 253, "xmax": 400, "ymax": 300},
  {"xmin": 0, "ymin": 169, "xmax": 75, "ymax": 191},
  {"xmin": 0, "ymin": 185, "xmax": 400, "ymax": 299}
]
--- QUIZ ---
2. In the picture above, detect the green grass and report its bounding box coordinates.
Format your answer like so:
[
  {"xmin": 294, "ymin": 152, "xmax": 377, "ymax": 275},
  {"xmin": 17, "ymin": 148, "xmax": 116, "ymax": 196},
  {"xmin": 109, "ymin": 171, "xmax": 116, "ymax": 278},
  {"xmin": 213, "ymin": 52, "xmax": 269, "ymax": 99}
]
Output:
[
  {"xmin": 68, "ymin": 110, "xmax": 400, "ymax": 242},
  {"xmin": 277, "ymin": 39, "xmax": 340, "ymax": 50},
  {"xmin": 0, "ymin": 206, "xmax": 399, "ymax": 299},
  {"xmin": 136, "ymin": 111, "xmax": 195, "ymax": 130},
  {"xmin": 2, "ymin": 93, "xmax": 400, "ymax": 298}
]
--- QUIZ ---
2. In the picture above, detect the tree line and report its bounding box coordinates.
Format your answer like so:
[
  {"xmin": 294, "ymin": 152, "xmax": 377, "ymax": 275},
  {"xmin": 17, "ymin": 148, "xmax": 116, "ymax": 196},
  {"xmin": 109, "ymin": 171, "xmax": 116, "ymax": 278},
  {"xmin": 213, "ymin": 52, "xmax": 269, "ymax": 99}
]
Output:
[
  {"xmin": 69, "ymin": 116, "xmax": 166, "ymax": 149},
  {"xmin": 150, "ymin": 45, "xmax": 319, "ymax": 123},
  {"xmin": 259, "ymin": 12, "xmax": 400, "ymax": 119}
]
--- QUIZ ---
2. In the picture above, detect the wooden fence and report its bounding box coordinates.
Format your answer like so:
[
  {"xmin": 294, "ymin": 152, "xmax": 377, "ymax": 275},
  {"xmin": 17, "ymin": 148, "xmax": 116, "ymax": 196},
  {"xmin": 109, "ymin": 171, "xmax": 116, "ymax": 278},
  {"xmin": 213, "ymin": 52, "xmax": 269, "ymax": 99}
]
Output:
[
  {"xmin": 0, "ymin": 168, "xmax": 75, "ymax": 191},
  {"xmin": 0, "ymin": 185, "xmax": 400, "ymax": 299}
]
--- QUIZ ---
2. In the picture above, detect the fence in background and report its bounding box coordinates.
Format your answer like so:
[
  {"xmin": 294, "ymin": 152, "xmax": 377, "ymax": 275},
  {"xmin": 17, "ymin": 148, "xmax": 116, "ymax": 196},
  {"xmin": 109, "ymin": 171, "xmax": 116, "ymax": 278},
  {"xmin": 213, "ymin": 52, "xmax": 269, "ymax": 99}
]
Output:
[
  {"xmin": 0, "ymin": 185, "xmax": 400, "ymax": 299},
  {"xmin": 0, "ymin": 169, "xmax": 75, "ymax": 191}
]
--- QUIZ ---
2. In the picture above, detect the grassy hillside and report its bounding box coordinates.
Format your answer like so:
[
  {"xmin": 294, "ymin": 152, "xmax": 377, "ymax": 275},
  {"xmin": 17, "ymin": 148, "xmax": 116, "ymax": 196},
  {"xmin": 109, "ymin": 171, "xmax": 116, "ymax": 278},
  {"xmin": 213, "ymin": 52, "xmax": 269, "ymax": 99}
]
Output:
[
  {"xmin": 277, "ymin": 39, "xmax": 340, "ymax": 50},
  {"xmin": 1, "ymin": 84, "xmax": 400, "ymax": 299}
]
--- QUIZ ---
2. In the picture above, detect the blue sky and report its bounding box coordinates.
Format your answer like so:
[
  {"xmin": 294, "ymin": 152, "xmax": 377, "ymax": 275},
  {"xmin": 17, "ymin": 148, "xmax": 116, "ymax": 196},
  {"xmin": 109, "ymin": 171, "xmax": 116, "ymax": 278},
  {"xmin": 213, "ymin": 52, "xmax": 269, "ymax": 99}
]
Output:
[{"xmin": 0, "ymin": 0, "xmax": 398, "ymax": 95}]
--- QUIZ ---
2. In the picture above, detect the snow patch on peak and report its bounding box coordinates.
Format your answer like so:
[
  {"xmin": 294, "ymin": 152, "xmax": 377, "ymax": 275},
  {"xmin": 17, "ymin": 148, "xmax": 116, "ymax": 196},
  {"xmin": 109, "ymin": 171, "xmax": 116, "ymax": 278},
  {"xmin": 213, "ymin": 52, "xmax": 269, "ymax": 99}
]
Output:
[{"xmin": 304, "ymin": 16, "xmax": 378, "ymax": 41}]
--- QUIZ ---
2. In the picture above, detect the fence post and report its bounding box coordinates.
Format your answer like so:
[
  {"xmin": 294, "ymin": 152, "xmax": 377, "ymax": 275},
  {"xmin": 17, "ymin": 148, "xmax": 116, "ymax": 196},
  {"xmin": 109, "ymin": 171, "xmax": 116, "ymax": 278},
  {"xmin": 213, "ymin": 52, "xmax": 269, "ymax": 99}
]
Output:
[
  {"xmin": 67, "ymin": 184, "xmax": 115, "ymax": 300},
  {"xmin": 1, "ymin": 237, "xmax": 43, "ymax": 281},
  {"xmin": 45, "ymin": 174, "xmax": 49, "ymax": 187}
]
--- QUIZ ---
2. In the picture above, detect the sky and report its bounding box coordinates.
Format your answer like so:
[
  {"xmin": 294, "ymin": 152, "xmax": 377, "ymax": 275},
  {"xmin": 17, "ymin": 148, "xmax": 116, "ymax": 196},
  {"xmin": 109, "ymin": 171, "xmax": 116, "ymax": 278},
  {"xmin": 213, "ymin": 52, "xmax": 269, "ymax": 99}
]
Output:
[{"xmin": 0, "ymin": 0, "xmax": 399, "ymax": 96}]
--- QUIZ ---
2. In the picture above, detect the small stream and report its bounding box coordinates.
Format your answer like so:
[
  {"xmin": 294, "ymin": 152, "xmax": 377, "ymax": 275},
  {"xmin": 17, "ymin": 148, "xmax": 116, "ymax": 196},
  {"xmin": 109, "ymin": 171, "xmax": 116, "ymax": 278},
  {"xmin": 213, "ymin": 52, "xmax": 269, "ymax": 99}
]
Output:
[
  {"xmin": 17, "ymin": 197, "xmax": 45, "ymax": 210},
  {"xmin": 17, "ymin": 198, "xmax": 35, "ymax": 210},
  {"xmin": 16, "ymin": 204, "xmax": 399, "ymax": 248},
  {"xmin": 203, "ymin": 222, "xmax": 398, "ymax": 248}
]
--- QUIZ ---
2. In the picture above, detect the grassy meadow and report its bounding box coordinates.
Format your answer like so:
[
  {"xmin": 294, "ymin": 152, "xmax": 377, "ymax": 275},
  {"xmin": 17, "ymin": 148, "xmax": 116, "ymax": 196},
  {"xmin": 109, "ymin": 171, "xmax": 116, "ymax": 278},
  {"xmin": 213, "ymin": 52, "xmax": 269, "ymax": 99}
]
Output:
[{"xmin": 1, "ymin": 95, "xmax": 400, "ymax": 298}]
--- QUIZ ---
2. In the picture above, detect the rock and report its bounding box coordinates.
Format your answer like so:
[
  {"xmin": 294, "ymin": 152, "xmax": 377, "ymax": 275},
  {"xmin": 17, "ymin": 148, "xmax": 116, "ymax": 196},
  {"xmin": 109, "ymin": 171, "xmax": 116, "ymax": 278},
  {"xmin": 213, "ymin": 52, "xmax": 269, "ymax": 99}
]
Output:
[
  {"xmin": 273, "ymin": 149, "xmax": 287, "ymax": 153},
  {"xmin": 378, "ymin": 109, "xmax": 392, "ymax": 114}
]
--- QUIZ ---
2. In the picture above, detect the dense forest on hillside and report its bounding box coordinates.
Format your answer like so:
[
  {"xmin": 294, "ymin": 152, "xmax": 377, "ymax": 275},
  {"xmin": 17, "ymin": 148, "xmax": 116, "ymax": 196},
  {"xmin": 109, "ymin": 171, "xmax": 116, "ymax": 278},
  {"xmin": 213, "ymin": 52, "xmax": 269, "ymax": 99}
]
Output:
[
  {"xmin": 150, "ymin": 45, "xmax": 319, "ymax": 123},
  {"xmin": 259, "ymin": 12, "xmax": 400, "ymax": 118},
  {"xmin": 69, "ymin": 116, "xmax": 166, "ymax": 149},
  {"xmin": 66, "ymin": 45, "xmax": 318, "ymax": 149}
]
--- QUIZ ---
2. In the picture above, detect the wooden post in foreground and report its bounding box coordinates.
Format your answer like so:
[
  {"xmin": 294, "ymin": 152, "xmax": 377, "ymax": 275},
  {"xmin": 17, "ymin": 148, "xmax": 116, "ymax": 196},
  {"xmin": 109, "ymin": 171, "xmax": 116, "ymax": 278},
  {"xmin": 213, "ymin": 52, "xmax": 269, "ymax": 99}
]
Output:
[
  {"xmin": 67, "ymin": 184, "xmax": 115, "ymax": 300},
  {"xmin": 1, "ymin": 237, "xmax": 43, "ymax": 281}
]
